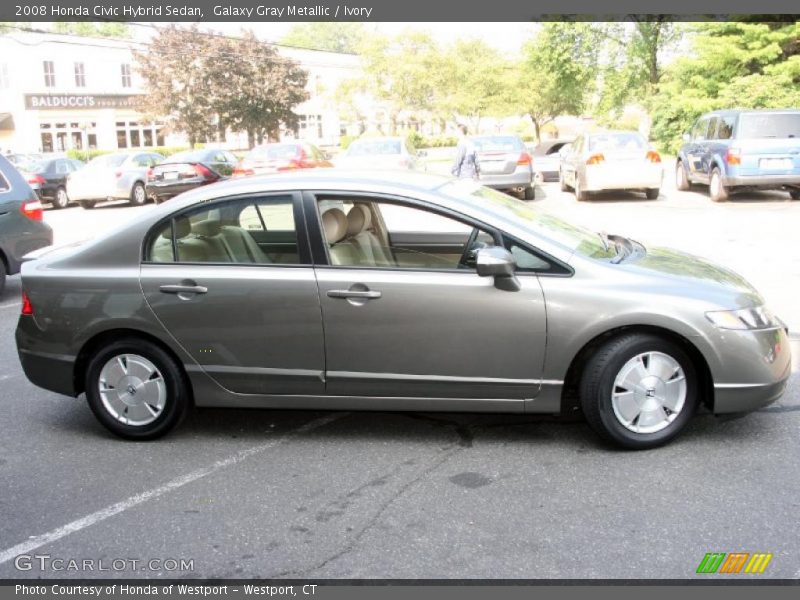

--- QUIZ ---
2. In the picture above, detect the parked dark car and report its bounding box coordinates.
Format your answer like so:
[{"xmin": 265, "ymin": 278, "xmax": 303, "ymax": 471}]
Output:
[
  {"xmin": 233, "ymin": 142, "xmax": 333, "ymax": 177},
  {"xmin": 0, "ymin": 155, "xmax": 53, "ymax": 295},
  {"xmin": 532, "ymin": 139, "xmax": 572, "ymax": 182},
  {"xmin": 19, "ymin": 158, "xmax": 84, "ymax": 209},
  {"xmin": 146, "ymin": 149, "xmax": 239, "ymax": 204},
  {"xmin": 677, "ymin": 109, "xmax": 800, "ymax": 202}
]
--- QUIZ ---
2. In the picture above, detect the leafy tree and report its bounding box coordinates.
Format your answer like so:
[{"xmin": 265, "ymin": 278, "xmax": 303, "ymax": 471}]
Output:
[
  {"xmin": 282, "ymin": 22, "xmax": 365, "ymax": 53},
  {"xmin": 650, "ymin": 21, "xmax": 800, "ymax": 152},
  {"xmin": 52, "ymin": 22, "xmax": 131, "ymax": 39},
  {"xmin": 513, "ymin": 23, "xmax": 603, "ymax": 140}
]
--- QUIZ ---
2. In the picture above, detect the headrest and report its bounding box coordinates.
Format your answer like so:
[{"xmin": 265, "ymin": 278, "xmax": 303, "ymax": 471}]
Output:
[
  {"xmin": 192, "ymin": 219, "xmax": 222, "ymax": 237},
  {"xmin": 346, "ymin": 204, "xmax": 371, "ymax": 236},
  {"xmin": 173, "ymin": 217, "xmax": 191, "ymax": 239},
  {"xmin": 322, "ymin": 208, "xmax": 348, "ymax": 244}
]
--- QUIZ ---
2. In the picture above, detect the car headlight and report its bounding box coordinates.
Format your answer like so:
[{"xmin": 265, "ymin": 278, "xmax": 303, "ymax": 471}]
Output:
[{"xmin": 706, "ymin": 306, "xmax": 777, "ymax": 330}]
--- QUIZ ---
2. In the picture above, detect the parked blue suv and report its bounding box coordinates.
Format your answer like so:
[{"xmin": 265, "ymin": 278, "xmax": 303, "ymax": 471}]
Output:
[{"xmin": 676, "ymin": 109, "xmax": 800, "ymax": 202}]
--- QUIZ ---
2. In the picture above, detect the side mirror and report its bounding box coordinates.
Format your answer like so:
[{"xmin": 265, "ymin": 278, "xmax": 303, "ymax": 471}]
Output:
[
  {"xmin": 476, "ymin": 247, "xmax": 520, "ymax": 292},
  {"xmin": 682, "ymin": 133, "xmax": 691, "ymax": 143}
]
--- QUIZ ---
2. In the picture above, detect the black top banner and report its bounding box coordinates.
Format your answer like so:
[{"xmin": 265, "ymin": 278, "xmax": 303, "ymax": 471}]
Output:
[{"xmin": 2, "ymin": 0, "xmax": 799, "ymax": 21}]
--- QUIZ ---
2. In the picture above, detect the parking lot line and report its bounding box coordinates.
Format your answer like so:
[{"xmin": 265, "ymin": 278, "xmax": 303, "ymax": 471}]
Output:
[{"xmin": 0, "ymin": 413, "xmax": 344, "ymax": 567}]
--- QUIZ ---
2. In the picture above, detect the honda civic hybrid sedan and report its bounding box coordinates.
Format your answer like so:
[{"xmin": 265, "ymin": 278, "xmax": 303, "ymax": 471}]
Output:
[{"xmin": 15, "ymin": 171, "xmax": 790, "ymax": 449}]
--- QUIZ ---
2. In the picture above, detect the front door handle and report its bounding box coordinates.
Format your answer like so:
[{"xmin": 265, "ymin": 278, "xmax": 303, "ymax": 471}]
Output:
[
  {"xmin": 159, "ymin": 284, "xmax": 208, "ymax": 295},
  {"xmin": 327, "ymin": 290, "xmax": 381, "ymax": 300}
]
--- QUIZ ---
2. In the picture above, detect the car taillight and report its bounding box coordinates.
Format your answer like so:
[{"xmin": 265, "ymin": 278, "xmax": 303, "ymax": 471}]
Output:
[
  {"xmin": 586, "ymin": 153, "xmax": 605, "ymax": 165},
  {"xmin": 20, "ymin": 199, "xmax": 43, "ymax": 221},
  {"xmin": 725, "ymin": 148, "xmax": 742, "ymax": 165},
  {"xmin": 146, "ymin": 168, "xmax": 155, "ymax": 181},
  {"xmin": 27, "ymin": 174, "xmax": 46, "ymax": 185},
  {"xmin": 646, "ymin": 150, "xmax": 661, "ymax": 163},
  {"xmin": 517, "ymin": 152, "xmax": 532, "ymax": 166},
  {"xmin": 277, "ymin": 159, "xmax": 302, "ymax": 172},
  {"xmin": 232, "ymin": 164, "xmax": 254, "ymax": 177},
  {"xmin": 194, "ymin": 164, "xmax": 214, "ymax": 178},
  {"xmin": 21, "ymin": 291, "xmax": 34, "ymax": 316}
]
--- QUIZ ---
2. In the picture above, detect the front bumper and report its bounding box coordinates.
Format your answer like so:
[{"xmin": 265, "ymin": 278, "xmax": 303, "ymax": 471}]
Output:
[
  {"xmin": 724, "ymin": 173, "xmax": 800, "ymax": 187},
  {"xmin": 709, "ymin": 326, "xmax": 792, "ymax": 413}
]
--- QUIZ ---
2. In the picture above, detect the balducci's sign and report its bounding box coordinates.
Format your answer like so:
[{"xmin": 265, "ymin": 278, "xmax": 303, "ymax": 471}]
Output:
[{"xmin": 24, "ymin": 94, "xmax": 144, "ymax": 110}]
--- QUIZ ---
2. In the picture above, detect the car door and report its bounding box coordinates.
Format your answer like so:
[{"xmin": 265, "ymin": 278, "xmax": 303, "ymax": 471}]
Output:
[
  {"xmin": 306, "ymin": 192, "xmax": 547, "ymax": 402},
  {"xmin": 686, "ymin": 117, "xmax": 711, "ymax": 182},
  {"xmin": 140, "ymin": 191, "xmax": 325, "ymax": 396},
  {"xmin": 700, "ymin": 116, "xmax": 720, "ymax": 176}
]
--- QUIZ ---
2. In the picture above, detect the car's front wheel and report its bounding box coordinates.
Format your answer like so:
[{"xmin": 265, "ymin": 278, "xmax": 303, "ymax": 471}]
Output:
[
  {"xmin": 675, "ymin": 161, "xmax": 690, "ymax": 191},
  {"xmin": 580, "ymin": 333, "xmax": 698, "ymax": 449},
  {"xmin": 85, "ymin": 338, "xmax": 190, "ymax": 440}
]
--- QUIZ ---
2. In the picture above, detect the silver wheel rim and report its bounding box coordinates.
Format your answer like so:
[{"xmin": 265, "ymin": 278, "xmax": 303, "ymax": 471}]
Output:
[
  {"xmin": 134, "ymin": 185, "xmax": 145, "ymax": 203},
  {"xmin": 611, "ymin": 351, "xmax": 686, "ymax": 434},
  {"xmin": 98, "ymin": 354, "xmax": 166, "ymax": 426},
  {"xmin": 57, "ymin": 189, "xmax": 68, "ymax": 206}
]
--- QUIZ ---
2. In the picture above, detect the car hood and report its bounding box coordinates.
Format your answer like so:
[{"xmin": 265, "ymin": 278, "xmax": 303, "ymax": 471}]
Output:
[{"xmin": 617, "ymin": 246, "xmax": 763, "ymax": 308}]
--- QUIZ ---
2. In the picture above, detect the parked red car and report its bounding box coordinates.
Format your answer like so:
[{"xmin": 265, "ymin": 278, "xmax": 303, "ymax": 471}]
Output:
[{"xmin": 233, "ymin": 142, "xmax": 333, "ymax": 177}]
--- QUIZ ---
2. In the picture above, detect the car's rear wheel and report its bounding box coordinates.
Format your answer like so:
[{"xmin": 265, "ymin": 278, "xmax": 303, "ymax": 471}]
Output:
[
  {"xmin": 559, "ymin": 170, "xmax": 570, "ymax": 192},
  {"xmin": 130, "ymin": 182, "xmax": 147, "ymax": 206},
  {"xmin": 790, "ymin": 188, "xmax": 800, "ymax": 200},
  {"xmin": 0, "ymin": 260, "xmax": 6, "ymax": 296},
  {"xmin": 85, "ymin": 339, "xmax": 190, "ymax": 440},
  {"xmin": 524, "ymin": 185, "xmax": 535, "ymax": 200},
  {"xmin": 675, "ymin": 161, "xmax": 690, "ymax": 191},
  {"xmin": 709, "ymin": 168, "xmax": 729, "ymax": 202},
  {"xmin": 79, "ymin": 200, "xmax": 96, "ymax": 210},
  {"xmin": 580, "ymin": 333, "xmax": 698, "ymax": 449},
  {"xmin": 645, "ymin": 188, "xmax": 660, "ymax": 200},
  {"xmin": 53, "ymin": 187, "xmax": 70, "ymax": 209},
  {"xmin": 574, "ymin": 178, "xmax": 588, "ymax": 201}
]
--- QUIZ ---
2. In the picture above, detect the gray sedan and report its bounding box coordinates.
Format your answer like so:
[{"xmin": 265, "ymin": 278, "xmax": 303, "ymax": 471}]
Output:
[{"xmin": 15, "ymin": 171, "xmax": 791, "ymax": 449}]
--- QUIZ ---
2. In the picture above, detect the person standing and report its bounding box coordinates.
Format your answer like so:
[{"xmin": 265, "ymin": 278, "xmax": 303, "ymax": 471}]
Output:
[{"xmin": 451, "ymin": 124, "xmax": 479, "ymax": 179}]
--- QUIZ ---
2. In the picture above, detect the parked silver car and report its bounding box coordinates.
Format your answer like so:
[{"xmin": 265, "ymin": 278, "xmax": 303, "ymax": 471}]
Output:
[
  {"xmin": 66, "ymin": 151, "xmax": 163, "ymax": 209},
  {"xmin": 16, "ymin": 172, "xmax": 790, "ymax": 448},
  {"xmin": 473, "ymin": 135, "xmax": 535, "ymax": 199},
  {"xmin": 334, "ymin": 137, "xmax": 423, "ymax": 171},
  {"xmin": 559, "ymin": 131, "xmax": 663, "ymax": 200}
]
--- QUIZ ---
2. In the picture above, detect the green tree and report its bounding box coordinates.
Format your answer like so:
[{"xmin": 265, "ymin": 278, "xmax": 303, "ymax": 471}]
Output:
[
  {"xmin": 650, "ymin": 21, "xmax": 800, "ymax": 153},
  {"xmin": 52, "ymin": 22, "xmax": 131, "ymax": 38},
  {"xmin": 282, "ymin": 22, "xmax": 365, "ymax": 53},
  {"xmin": 513, "ymin": 23, "xmax": 603, "ymax": 140}
]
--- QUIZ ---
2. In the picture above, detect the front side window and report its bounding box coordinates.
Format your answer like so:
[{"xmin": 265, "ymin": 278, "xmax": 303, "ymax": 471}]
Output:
[
  {"xmin": 317, "ymin": 197, "xmax": 496, "ymax": 270},
  {"xmin": 43, "ymin": 61, "xmax": 56, "ymax": 87},
  {"xmin": 692, "ymin": 118, "xmax": 710, "ymax": 141},
  {"xmin": 147, "ymin": 196, "xmax": 301, "ymax": 265}
]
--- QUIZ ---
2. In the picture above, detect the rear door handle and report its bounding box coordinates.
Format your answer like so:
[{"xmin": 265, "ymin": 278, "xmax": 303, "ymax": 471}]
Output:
[
  {"xmin": 159, "ymin": 284, "xmax": 208, "ymax": 295},
  {"xmin": 327, "ymin": 290, "xmax": 381, "ymax": 300}
]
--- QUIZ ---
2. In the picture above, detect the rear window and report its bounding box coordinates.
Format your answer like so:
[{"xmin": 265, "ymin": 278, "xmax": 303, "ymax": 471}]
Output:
[
  {"xmin": 249, "ymin": 144, "xmax": 300, "ymax": 160},
  {"xmin": 588, "ymin": 133, "xmax": 646, "ymax": 152},
  {"xmin": 472, "ymin": 136, "xmax": 525, "ymax": 152},
  {"xmin": 534, "ymin": 142, "xmax": 568, "ymax": 156},
  {"xmin": 166, "ymin": 150, "xmax": 210, "ymax": 162},
  {"xmin": 737, "ymin": 113, "xmax": 800, "ymax": 139},
  {"xmin": 346, "ymin": 139, "xmax": 402, "ymax": 156},
  {"xmin": 88, "ymin": 154, "xmax": 128, "ymax": 168}
]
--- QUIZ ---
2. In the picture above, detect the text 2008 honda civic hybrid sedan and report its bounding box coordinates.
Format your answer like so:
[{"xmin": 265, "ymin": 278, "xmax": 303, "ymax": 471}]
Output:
[{"xmin": 15, "ymin": 171, "xmax": 791, "ymax": 449}]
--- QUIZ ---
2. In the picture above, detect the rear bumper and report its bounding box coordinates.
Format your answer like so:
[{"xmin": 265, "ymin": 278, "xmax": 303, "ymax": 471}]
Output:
[
  {"xmin": 724, "ymin": 173, "xmax": 800, "ymax": 187},
  {"xmin": 15, "ymin": 315, "xmax": 77, "ymax": 396},
  {"xmin": 478, "ymin": 170, "xmax": 533, "ymax": 189},
  {"xmin": 584, "ymin": 165, "xmax": 663, "ymax": 191},
  {"xmin": 146, "ymin": 180, "xmax": 204, "ymax": 198}
]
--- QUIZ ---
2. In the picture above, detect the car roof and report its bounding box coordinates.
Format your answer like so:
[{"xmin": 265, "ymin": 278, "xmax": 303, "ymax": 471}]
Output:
[{"xmin": 702, "ymin": 108, "xmax": 800, "ymax": 117}]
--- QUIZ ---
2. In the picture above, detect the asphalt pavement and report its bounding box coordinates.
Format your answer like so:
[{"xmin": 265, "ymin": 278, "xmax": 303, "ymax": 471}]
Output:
[{"xmin": 0, "ymin": 180, "xmax": 798, "ymax": 580}]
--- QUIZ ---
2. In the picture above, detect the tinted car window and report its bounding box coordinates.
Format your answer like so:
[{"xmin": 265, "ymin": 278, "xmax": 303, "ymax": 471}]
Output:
[
  {"xmin": 55, "ymin": 160, "xmax": 70, "ymax": 175},
  {"xmin": 717, "ymin": 117, "xmax": 735, "ymax": 140},
  {"xmin": 692, "ymin": 118, "xmax": 710, "ymax": 141},
  {"xmin": 738, "ymin": 113, "xmax": 800, "ymax": 139},
  {"xmin": 706, "ymin": 117, "xmax": 720, "ymax": 140}
]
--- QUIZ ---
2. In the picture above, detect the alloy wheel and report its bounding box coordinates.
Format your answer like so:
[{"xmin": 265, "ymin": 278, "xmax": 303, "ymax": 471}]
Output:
[{"xmin": 98, "ymin": 354, "xmax": 166, "ymax": 426}]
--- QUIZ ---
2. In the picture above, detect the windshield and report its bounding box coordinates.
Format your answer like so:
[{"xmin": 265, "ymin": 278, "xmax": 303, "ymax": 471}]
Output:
[
  {"xmin": 472, "ymin": 136, "xmax": 525, "ymax": 153},
  {"xmin": 346, "ymin": 139, "xmax": 402, "ymax": 157},
  {"xmin": 738, "ymin": 113, "xmax": 800, "ymax": 139},
  {"xmin": 439, "ymin": 180, "xmax": 616, "ymax": 259},
  {"xmin": 88, "ymin": 154, "xmax": 128, "ymax": 168}
]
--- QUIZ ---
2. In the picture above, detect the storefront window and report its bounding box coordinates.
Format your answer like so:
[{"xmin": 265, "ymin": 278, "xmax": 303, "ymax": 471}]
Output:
[
  {"xmin": 74, "ymin": 62, "xmax": 85, "ymax": 87},
  {"xmin": 39, "ymin": 122, "xmax": 97, "ymax": 153},
  {"xmin": 43, "ymin": 61, "xmax": 56, "ymax": 87},
  {"xmin": 115, "ymin": 120, "xmax": 165, "ymax": 149}
]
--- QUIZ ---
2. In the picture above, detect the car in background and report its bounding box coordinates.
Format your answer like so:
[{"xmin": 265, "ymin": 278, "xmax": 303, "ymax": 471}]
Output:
[
  {"xmin": 532, "ymin": 139, "xmax": 573, "ymax": 183},
  {"xmin": 676, "ymin": 109, "xmax": 800, "ymax": 202},
  {"xmin": 0, "ymin": 155, "xmax": 53, "ymax": 295},
  {"xmin": 233, "ymin": 142, "xmax": 332, "ymax": 177},
  {"xmin": 146, "ymin": 149, "xmax": 238, "ymax": 204},
  {"xmin": 472, "ymin": 135, "xmax": 535, "ymax": 200},
  {"xmin": 334, "ymin": 137, "xmax": 423, "ymax": 171},
  {"xmin": 66, "ymin": 151, "xmax": 163, "ymax": 209},
  {"xmin": 19, "ymin": 157, "xmax": 84, "ymax": 209},
  {"xmin": 5, "ymin": 153, "xmax": 43, "ymax": 168},
  {"xmin": 559, "ymin": 131, "xmax": 663, "ymax": 201}
]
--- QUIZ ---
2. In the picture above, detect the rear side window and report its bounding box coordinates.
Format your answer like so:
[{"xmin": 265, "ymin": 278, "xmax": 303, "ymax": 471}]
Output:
[
  {"xmin": 146, "ymin": 196, "xmax": 302, "ymax": 265},
  {"xmin": 737, "ymin": 113, "xmax": 800, "ymax": 139},
  {"xmin": 717, "ymin": 117, "xmax": 735, "ymax": 140}
]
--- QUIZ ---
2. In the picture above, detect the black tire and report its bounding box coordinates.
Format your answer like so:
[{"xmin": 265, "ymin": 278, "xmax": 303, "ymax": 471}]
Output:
[
  {"xmin": 0, "ymin": 259, "xmax": 6, "ymax": 297},
  {"xmin": 574, "ymin": 178, "xmax": 589, "ymax": 201},
  {"xmin": 709, "ymin": 167, "xmax": 729, "ymax": 202},
  {"xmin": 524, "ymin": 185, "xmax": 536, "ymax": 200},
  {"xmin": 789, "ymin": 189, "xmax": 800, "ymax": 200},
  {"xmin": 130, "ymin": 182, "xmax": 147, "ymax": 206},
  {"xmin": 53, "ymin": 187, "xmax": 70, "ymax": 209},
  {"xmin": 79, "ymin": 200, "xmax": 96, "ymax": 210},
  {"xmin": 580, "ymin": 333, "xmax": 699, "ymax": 450},
  {"xmin": 675, "ymin": 160, "xmax": 690, "ymax": 191},
  {"xmin": 85, "ymin": 338, "xmax": 190, "ymax": 440},
  {"xmin": 645, "ymin": 188, "xmax": 660, "ymax": 200},
  {"xmin": 559, "ymin": 170, "xmax": 570, "ymax": 192}
]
